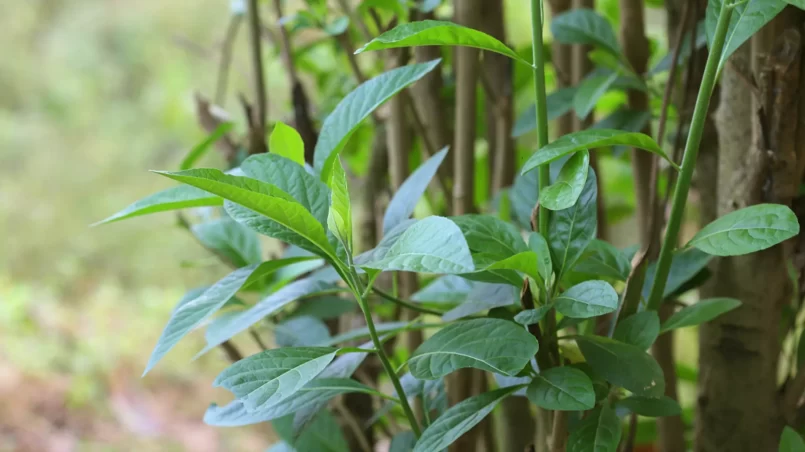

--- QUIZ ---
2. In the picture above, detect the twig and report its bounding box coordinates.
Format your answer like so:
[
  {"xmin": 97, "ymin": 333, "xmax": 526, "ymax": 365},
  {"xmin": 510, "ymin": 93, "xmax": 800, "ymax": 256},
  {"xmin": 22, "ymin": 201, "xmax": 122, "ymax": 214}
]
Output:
[
  {"xmin": 249, "ymin": 329, "xmax": 268, "ymax": 351},
  {"xmin": 215, "ymin": 15, "xmax": 244, "ymax": 106},
  {"xmin": 372, "ymin": 288, "xmax": 445, "ymax": 316},
  {"xmin": 335, "ymin": 400, "xmax": 374, "ymax": 452},
  {"xmin": 220, "ymin": 340, "xmax": 244, "ymax": 362},
  {"xmin": 247, "ymin": 0, "xmax": 267, "ymax": 155}
]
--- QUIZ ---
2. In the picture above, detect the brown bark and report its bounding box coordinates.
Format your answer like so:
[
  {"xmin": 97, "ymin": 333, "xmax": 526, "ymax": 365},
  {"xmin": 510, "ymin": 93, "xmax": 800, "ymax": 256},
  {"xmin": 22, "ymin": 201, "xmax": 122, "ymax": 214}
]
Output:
[
  {"xmin": 697, "ymin": 10, "xmax": 805, "ymax": 451},
  {"xmin": 549, "ymin": 0, "xmax": 574, "ymax": 137},
  {"xmin": 246, "ymin": 0, "xmax": 267, "ymax": 155}
]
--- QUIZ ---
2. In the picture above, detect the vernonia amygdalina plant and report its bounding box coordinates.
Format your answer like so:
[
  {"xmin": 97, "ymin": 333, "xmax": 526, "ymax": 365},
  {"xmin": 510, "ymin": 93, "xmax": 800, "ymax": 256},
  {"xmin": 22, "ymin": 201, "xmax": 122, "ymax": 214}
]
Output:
[{"xmin": 98, "ymin": 0, "xmax": 804, "ymax": 450}]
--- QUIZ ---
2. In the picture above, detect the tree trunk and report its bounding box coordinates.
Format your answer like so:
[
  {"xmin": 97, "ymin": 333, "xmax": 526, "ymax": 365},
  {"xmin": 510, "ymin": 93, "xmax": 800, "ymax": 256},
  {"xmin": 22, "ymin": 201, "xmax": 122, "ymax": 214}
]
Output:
[{"xmin": 697, "ymin": 10, "xmax": 805, "ymax": 451}]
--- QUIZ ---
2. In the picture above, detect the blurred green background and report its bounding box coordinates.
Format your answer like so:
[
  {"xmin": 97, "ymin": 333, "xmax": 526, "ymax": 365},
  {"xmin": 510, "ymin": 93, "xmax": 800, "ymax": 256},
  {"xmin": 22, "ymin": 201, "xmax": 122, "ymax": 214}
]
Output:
[{"xmin": 0, "ymin": 1, "xmax": 694, "ymax": 450}]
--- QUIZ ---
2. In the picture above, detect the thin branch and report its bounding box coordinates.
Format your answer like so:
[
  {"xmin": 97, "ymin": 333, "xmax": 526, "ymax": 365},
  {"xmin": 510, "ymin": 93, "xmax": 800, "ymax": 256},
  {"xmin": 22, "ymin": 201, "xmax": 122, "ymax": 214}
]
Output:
[
  {"xmin": 215, "ymin": 15, "xmax": 244, "ymax": 106},
  {"xmin": 335, "ymin": 400, "xmax": 374, "ymax": 452},
  {"xmin": 372, "ymin": 288, "xmax": 445, "ymax": 316},
  {"xmin": 247, "ymin": 0, "xmax": 267, "ymax": 154},
  {"xmin": 249, "ymin": 329, "xmax": 268, "ymax": 351},
  {"xmin": 220, "ymin": 340, "xmax": 244, "ymax": 362}
]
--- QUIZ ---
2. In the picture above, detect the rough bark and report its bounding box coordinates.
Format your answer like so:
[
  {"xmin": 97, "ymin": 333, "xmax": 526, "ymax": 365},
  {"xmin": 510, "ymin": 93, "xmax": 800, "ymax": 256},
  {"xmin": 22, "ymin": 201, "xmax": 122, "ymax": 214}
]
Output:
[{"xmin": 697, "ymin": 11, "xmax": 805, "ymax": 451}]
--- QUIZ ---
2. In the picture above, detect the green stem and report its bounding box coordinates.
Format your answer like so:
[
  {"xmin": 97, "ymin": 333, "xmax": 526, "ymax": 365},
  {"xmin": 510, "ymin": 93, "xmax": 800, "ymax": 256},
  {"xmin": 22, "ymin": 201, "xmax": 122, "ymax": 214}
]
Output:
[
  {"xmin": 530, "ymin": 0, "xmax": 550, "ymax": 235},
  {"xmin": 646, "ymin": 3, "xmax": 733, "ymax": 311},
  {"xmin": 350, "ymin": 269, "xmax": 422, "ymax": 437}
]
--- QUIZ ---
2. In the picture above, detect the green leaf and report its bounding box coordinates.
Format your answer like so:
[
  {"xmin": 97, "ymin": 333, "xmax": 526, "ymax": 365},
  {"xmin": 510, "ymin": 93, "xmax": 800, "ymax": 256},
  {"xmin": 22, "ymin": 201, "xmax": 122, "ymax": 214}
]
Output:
[
  {"xmin": 787, "ymin": 0, "xmax": 805, "ymax": 9},
  {"xmin": 326, "ymin": 158, "xmax": 353, "ymax": 256},
  {"xmin": 313, "ymin": 60, "xmax": 442, "ymax": 180},
  {"xmin": 687, "ymin": 204, "xmax": 799, "ymax": 256},
  {"xmin": 144, "ymin": 259, "xmax": 311, "ymax": 375},
  {"xmin": 567, "ymin": 404, "xmax": 622, "ymax": 452},
  {"xmin": 409, "ymin": 318, "xmax": 538, "ymax": 379},
  {"xmin": 275, "ymin": 316, "xmax": 332, "ymax": 347},
  {"xmin": 551, "ymin": 9, "xmax": 621, "ymax": 57},
  {"xmin": 528, "ymin": 367, "xmax": 595, "ymax": 411},
  {"xmin": 324, "ymin": 16, "xmax": 350, "ymax": 36},
  {"xmin": 540, "ymin": 151, "xmax": 590, "ymax": 211},
  {"xmin": 555, "ymin": 280, "xmax": 618, "ymax": 319},
  {"xmin": 290, "ymin": 297, "xmax": 355, "ymax": 320},
  {"xmin": 706, "ymin": 0, "xmax": 787, "ymax": 73},
  {"xmin": 414, "ymin": 386, "xmax": 521, "ymax": 452},
  {"xmin": 390, "ymin": 431, "xmax": 417, "ymax": 452},
  {"xmin": 442, "ymin": 283, "xmax": 519, "ymax": 321},
  {"xmin": 451, "ymin": 214, "xmax": 528, "ymax": 260},
  {"xmin": 214, "ymin": 347, "xmax": 338, "ymax": 411},
  {"xmin": 240, "ymin": 153, "xmax": 330, "ymax": 225},
  {"xmin": 412, "ymin": 275, "xmax": 475, "ymax": 304},
  {"xmin": 577, "ymin": 335, "xmax": 665, "ymax": 397},
  {"xmin": 201, "ymin": 278, "xmax": 334, "ymax": 355},
  {"xmin": 661, "ymin": 297, "xmax": 742, "ymax": 333},
  {"xmin": 528, "ymin": 232, "xmax": 553, "ymax": 285},
  {"xmin": 356, "ymin": 20, "xmax": 529, "ymax": 66},
  {"xmin": 522, "ymin": 130, "xmax": 677, "ymax": 176},
  {"xmin": 154, "ymin": 169, "xmax": 336, "ymax": 259},
  {"xmin": 614, "ymin": 311, "xmax": 660, "ymax": 350},
  {"xmin": 512, "ymin": 88, "xmax": 578, "ymax": 137},
  {"xmin": 354, "ymin": 219, "xmax": 416, "ymax": 266},
  {"xmin": 615, "ymin": 396, "xmax": 682, "ymax": 417},
  {"xmin": 94, "ymin": 185, "xmax": 222, "ymax": 225},
  {"xmin": 780, "ymin": 426, "xmax": 805, "ymax": 452},
  {"xmin": 572, "ymin": 71, "xmax": 619, "ymax": 120},
  {"xmin": 572, "ymin": 239, "xmax": 631, "ymax": 281},
  {"xmin": 514, "ymin": 305, "xmax": 553, "ymax": 326},
  {"xmin": 384, "ymin": 147, "xmax": 449, "ymax": 234},
  {"xmin": 274, "ymin": 410, "xmax": 349, "ymax": 452},
  {"xmin": 191, "ymin": 217, "xmax": 262, "ymax": 267},
  {"xmin": 642, "ymin": 248, "xmax": 712, "ymax": 299},
  {"xmin": 181, "ymin": 122, "xmax": 234, "ymax": 170},
  {"xmin": 549, "ymin": 168, "xmax": 598, "ymax": 280},
  {"xmin": 360, "ymin": 216, "xmax": 475, "ymax": 274},
  {"xmin": 269, "ymin": 122, "xmax": 306, "ymax": 166}
]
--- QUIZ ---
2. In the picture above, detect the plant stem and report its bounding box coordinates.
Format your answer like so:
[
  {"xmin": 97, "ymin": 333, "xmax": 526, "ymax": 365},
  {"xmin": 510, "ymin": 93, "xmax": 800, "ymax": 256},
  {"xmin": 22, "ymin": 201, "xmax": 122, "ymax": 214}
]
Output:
[
  {"xmin": 350, "ymin": 270, "xmax": 422, "ymax": 437},
  {"xmin": 530, "ymin": 0, "xmax": 550, "ymax": 235},
  {"xmin": 646, "ymin": 2, "xmax": 733, "ymax": 311}
]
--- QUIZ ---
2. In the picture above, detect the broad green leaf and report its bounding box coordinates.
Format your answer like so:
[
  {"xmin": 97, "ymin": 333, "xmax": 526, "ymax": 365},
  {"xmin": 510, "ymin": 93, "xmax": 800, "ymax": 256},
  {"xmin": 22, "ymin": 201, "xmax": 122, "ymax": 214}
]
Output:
[
  {"xmin": 144, "ymin": 259, "xmax": 312, "ymax": 375},
  {"xmin": 442, "ymin": 283, "xmax": 519, "ymax": 321},
  {"xmin": 706, "ymin": 0, "xmax": 787, "ymax": 73},
  {"xmin": 324, "ymin": 16, "xmax": 350, "ymax": 36},
  {"xmin": 780, "ymin": 426, "xmax": 805, "ymax": 452},
  {"xmin": 614, "ymin": 311, "xmax": 660, "ymax": 350},
  {"xmin": 240, "ymin": 153, "xmax": 330, "ymax": 225},
  {"xmin": 384, "ymin": 147, "xmax": 449, "ymax": 234},
  {"xmin": 540, "ymin": 151, "xmax": 590, "ymax": 211},
  {"xmin": 273, "ymin": 410, "xmax": 349, "ymax": 452},
  {"xmin": 529, "ymin": 232, "xmax": 553, "ymax": 285},
  {"xmin": 661, "ymin": 297, "xmax": 742, "ymax": 332},
  {"xmin": 514, "ymin": 305, "xmax": 553, "ymax": 326},
  {"xmin": 555, "ymin": 280, "xmax": 618, "ymax": 319},
  {"xmin": 509, "ymin": 169, "xmax": 540, "ymax": 230},
  {"xmin": 181, "ymin": 122, "xmax": 234, "ymax": 170},
  {"xmin": 205, "ymin": 350, "xmax": 372, "ymax": 427},
  {"xmin": 269, "ymin": 122, "xmax": 305, "ymax": 166},
  {"xmin": 687, "ymin": 204, "xmax": 799, "ymax": 256},
  {"xmin": 451, "ymin": 214, "xmax": 528, "ymax": 259},
  {"xmin": 414, "ymin": 386, "xmax": 521, "ymax": 452},
  {"xmin": 615, "ymin": 396, "xmax": 682, "ymax": 417},
  {"xmin": 549, "ymin": 168, "xmax": 598, "ymax": 280},
  {"xmin": 324, "ymin": 321, "xmax": 409, "ymax": 346},
  {"xmin": 214, "ymin": 347, "xmax": 337, "ymax": 411},
  {"xmin": 592, "ymin": 108, "xmax": 653, "ymax": 133},
  {"xmin": 94, "ymin": 185, "xmax": 221, "ymax": 225},
  {"xmin": 313, "ymin": 60, "xmax": 442, "ymax": 180},
  {"xmin": 275, "ymin": 316, "xmax": 332, "ymax": 347},
  {"xmin": 412, "ymin": 275, "xmax": 475, "ymax": 304},
  {"xmin": 477, "ymin": 252, "xmax": 540, "ymax": 283},
  {"xmin": 521, "ymin": 130, "xmax": 677, "ymax": 176},
  {"xmin": 572, "ymin": 239, "xmax": 631, "ymax": 281},
  {"xmin": 360, "ymin": 216, "xmax": 475, "ymax": 274},
  {"xmin": 788, "ymin": 0, "xmax": 805, "ymax": 9},
  {"xmin": 356, "ymin": 20, "xmax": 529, "ymax": 66},
  {"xmin": 191, "ymin": 217, "xmax": 262, "ymax": 267},
  {"xmin": 642, "ymin": 248, "xmax": 712, "ymax": 299},
  {"xmin": 409, "ymin": 318, "xmax": 538, "ymax": 379},
  {"xmin": 551, "ymin": 9, "xmax": 621, "ymax": 57},
  {"xmin": 154, "ymin": 169, "xmax": 335, "ymax": 259},
  {"xmin": 577, "ymin": 336, "xmax": 665, "ymax": 397},
  {"xmin": 326, "ymin": 158, "xmax": 353, "ymax": 256},
  {"xmin": 527, "ymin": 367, "xmax": 595, "ymax": 411},
  {"xmin": 567, "ymin": 404, "xmax": 622, "ymax": 452},
  {"xmin": 353, "ymin": 219, "xmax": 416, "ymax": 266},
  {"xmin": 390, "ymin": 431, "xmax": 417, "ymax": 452},
  {"xmin": 290, "ymin": 297, "xmax": 355, "ymax": 320},
  {"xmin": 512, "ymin": 88, "xmax": 578, "ymax": 137},
  {"xmin": 200, "ymin": 278, "xmax": 334, "ymax": 355},
  {"xmin": 573, "ymin": 71, "xmax": 619, "ymax": 120}
]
